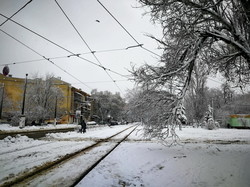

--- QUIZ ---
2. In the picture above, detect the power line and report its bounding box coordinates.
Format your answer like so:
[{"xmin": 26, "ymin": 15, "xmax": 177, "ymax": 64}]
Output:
[
  {"xmin": 0, "ymin": 45, "xmax": 141, "ymax": 68},
  {"xmin": 97, "ymin": 0, "xmax": 140, "ymax": 45},
  {"xmin": 71, "ymin": 79, "xmax": 130, "ymax": 84},
  {"xmin": 0, "ymin": 29, "xmax": 92, "ymax": 90},
  {"xmin": 43, "ymin": 57, "xmax": 93, "ymax": 90},
  {"xmin": 96, "ymin": 0, "xmax": 162, "ymax": 58},
  {"xmin": 207, "ymin": 77, "xmax": 224, "ymax": 84},
  {"xmin": 141, "ymin": 46, "xmax": 162, "ymax": 57},
  {"xmin": 54, "ymin": 0, "xmax": 123, "ymax": 93},
  {"xmin": 0, "ymin": 0, "xmax": 33, "ymax": 27},
  {"xmin": 0, "ymin": 29, "xmax": 44, "ymax": 57},
  {"xmin": 1, "ymin": 58, "xmax": 45, "ymax": 66},
  {"xmin": 0, "ymin": 13, "xmax": 128, "ymax": 79}
]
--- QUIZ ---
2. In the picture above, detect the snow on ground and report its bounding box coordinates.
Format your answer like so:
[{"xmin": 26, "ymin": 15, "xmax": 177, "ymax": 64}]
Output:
[
  {"xmin": 0, "ymin": 124, "xmax": 135, "ymax": 186},
  {"xmin": 79, "ymin": 142, "xmax": 250, "ymax": 187},
  {"xmin": 78, "ymin": 127, "xmax": 250, "ymax": 187},
  {"xmin": 45, "ymin": 125, "xmax": 134, "ymax": 141},
  {"xmin": 0, "ymin": 134, "xmax": 49, "ymax": 154},
  {"xmin": 0, "ymin": 123, "xmax": 78, "ymax": 132},
  {"xmin": 176, "ymin": 127, "xmax": 250, "ymax": 143},
  {"xmin": 0, "ymin": 137, "xmax": 95, "ymax": 184},
  {"xmin": 0, "ymin": 124, "xmax": 250, "ymax": 187}
]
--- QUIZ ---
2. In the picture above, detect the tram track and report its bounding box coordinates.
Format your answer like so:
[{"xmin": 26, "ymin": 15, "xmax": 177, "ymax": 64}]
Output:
[
  {"xmin": 1, "ymin": 125, "xmax": 138, "ymax": 187},
  {"xmin": 71, "ymin": 125, "xmax": 138, "ymax": 187}
]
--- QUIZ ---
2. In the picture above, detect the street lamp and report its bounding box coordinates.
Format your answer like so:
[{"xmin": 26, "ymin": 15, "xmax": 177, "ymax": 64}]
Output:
[{"xmin": 19, "ymin": 74, "xmax": 28, "ymax": 128}]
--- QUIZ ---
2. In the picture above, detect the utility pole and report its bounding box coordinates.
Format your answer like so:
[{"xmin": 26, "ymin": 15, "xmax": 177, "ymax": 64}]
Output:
[
  {"xmin": 211, "ymin": 98, "xmax": 214, "ymax": 120},
  {"xmin": 19, "ymin": 74, "xmax": 28, "ymax": 128},
  {"xmin": 0, "ymin": 83, "xmax": 4, "ymax": 121},
  {"xmin": 54, "ymin": 95, "xmax": 57, "ymax": 126}
]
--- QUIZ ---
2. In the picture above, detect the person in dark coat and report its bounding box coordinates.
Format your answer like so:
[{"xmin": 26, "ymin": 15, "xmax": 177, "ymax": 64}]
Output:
[{"xmin": 79, "ymin": 115, "xmax": 86, "ymax": 133}]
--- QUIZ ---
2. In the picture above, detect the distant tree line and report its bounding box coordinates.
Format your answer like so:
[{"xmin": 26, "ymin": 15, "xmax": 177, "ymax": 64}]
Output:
[{"xmin": 91, "ymin": 89, "xmax": 126, "ymax": 124}]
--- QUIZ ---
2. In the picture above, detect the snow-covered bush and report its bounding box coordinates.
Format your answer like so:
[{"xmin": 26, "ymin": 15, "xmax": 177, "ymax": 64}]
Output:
[
  {"xmin": 203, "ymin": 105, "xmax": 219, "ymax": 130},
  {"xmin": 126, "ymin": 88, "xmax": 187, "ymax": 145},
  {"xmin": 10, "ymin": 114, "xmax": 20, "ymax": 127},
  {"xmin": 25, "ymin": 75, "xmax": 65, "ymax": 124}
]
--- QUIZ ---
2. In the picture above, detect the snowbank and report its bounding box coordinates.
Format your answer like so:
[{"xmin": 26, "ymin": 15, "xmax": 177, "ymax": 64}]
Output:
[
  {"xmin": 176, "ymin": 127, "xmax": 250, "ymax": 143},
  {"xmin": 0, "ymin": 123, "xmax": 78, "ymax": 132}
]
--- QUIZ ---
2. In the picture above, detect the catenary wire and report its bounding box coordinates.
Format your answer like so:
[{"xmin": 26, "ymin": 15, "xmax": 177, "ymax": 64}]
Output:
[
  {"xmin": 0, "ymin": 13, "xmax": 128, "ymax": 79},
  {"xmin": 96, "ymin": 0, "xmax": 162, "ymax": 58},
  {"xmin": 0, "ymin": 0, "xmax": 33, "ymax": 27},
  {"xmin": 96, "ymin": 1, "xmax": 228, "ymax": 88},
  {"xmin": 0, "ymin": 45, "xmax": 141, "ymax": 68},
  {"xmin": 97, "ymin": 0, "xmax": 140, "ymax": 45},
  {"xmin": 54, "ymin": 0, "xmax": 123, "ymax": 93},
  {"xmin": 0, "ymin": 29, "xmax": 92, "ymax": 90},
  {"xmin": 70, "ymin": 79, "xmax": 130, "ymax": 84},
  {"xmin": 207, "ymin": 77, "xmax": 224, "ymax": 84}
]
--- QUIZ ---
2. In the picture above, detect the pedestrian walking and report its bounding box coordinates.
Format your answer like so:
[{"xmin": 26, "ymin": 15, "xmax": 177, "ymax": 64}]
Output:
[{"xmin": 79, "ymin": 115, "xmax": 86, "ymax": 133}]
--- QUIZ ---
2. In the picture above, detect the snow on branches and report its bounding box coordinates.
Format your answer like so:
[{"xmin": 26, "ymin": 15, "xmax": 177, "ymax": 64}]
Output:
[
  {"xmin": 126, "ymin": 88, "xmax": 187, "ymax": 145},
  {"xmin": 129, "ymin": 0, "xmax": 250, "ymax": 144},
  {"xmin": 138, "ymin": 0, "xmax": 250, "ymax": 87}
]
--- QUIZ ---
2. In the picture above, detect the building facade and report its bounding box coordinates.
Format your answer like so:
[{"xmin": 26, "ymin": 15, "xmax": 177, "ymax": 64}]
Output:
[{"xmin": 0, "ymin": 73, "xmax": 92, "ymax": 124}]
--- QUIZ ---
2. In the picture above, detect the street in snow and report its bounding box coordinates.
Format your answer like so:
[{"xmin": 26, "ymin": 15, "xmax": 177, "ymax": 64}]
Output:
[{"xmin": 0, "ymin": 124, "xmax": 250, "ymax": 187}]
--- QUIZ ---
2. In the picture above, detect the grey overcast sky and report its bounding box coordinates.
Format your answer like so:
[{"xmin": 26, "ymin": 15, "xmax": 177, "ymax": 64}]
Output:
[
  {"xmin": 0, "ymin": 0, "xmax": 165, "ymax": 96},
  {"xmin": 0, "ymin": 0, "xmax": 222, "ymax": 96}
]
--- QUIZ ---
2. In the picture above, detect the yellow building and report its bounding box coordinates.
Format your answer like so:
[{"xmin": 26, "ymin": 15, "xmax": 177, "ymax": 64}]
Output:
[{"xmin": 0, "ymin": 73, "xmax": 91, "ymax": 124}]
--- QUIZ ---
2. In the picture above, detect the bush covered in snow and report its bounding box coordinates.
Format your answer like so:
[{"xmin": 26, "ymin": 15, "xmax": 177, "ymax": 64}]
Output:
[{"xmin": 3, "ymin": 135, "xmax": 33, "ymax": 146}]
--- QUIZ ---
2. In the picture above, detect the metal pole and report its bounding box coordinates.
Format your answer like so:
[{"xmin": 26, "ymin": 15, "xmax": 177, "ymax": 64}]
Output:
[
  {"xmin": 211, "ymin": 98, "xmax": 214, "ymax": 120},
  {"xmin": 0, "ymin": 83, "xmax": 4, "ymax": 120},
  {"xmin": 20, "ymin": 74, "xmax": 28, "ymax": 128},
  {"xmin": 21, "ymin": 74, "xmax": 28, "ymax": 115},
  {"xmin": 54, "ymin": 95, "xmax": 57, "ymax": 126}
]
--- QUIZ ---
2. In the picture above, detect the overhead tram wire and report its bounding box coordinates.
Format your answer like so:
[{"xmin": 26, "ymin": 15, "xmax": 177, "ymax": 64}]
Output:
[
  {"xmin": 97, "ymin": 0, "xmax": 140, "ymax": 45},
  {"xmin": 0, "ymin": 29, "xmax": 44, "ymax": 58},
  {"xmin": 71, "ymin": 79, "xmax": 129, "ymax": 85},
  {"xmin": 96, "ymin": 0, "xmax": 162, "ymax": 58},
  {"xmin": 207, "ymin": 77, "xmax": 224, "ymax": 85},
  {"xmin": 0, "ymin": 13, "xmax": 128, "ymax": 79},
  {"xmin": 0, "ymin": 29, "xmax": 92, "ymax": 90},
  {"xmin": 0, "ymin": 45, "xmax": 142, "ymax": 67},
  {"xmin": 1, "ymin": 58, "xmax": 45, "ymax": 67},
  {"xmin": 54, "ymin": 0, "xmax": 123, "ymax": 93},
  {"xmin": 0, "ymin": 0, "xmax": 33, "ymax": 27}
]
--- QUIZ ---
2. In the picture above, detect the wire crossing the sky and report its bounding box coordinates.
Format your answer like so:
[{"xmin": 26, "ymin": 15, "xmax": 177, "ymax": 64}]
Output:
[
  {"xmin": 0, "ymin": 45, "xmax": 142, "ymax": 69},
  {"xmin": 0, "ymin": 0, "xmax": 33, "ymax": 27},
  {"xmin": 54, "ymin": 0, "xmax": 123, "ymax": 93},
  {"xmin": 0, "ymin": 29, "xmax": 92, "ymax": 90},
  {"xmin": 96, "ymin": 0, "xmax": 162, "ymax": 58},
  {"xmin": 0, "ymin": 1, "xmax": 164, "ymax": 94},
  {"xmin": 0, "ymin": 13, "xmax": 128, "ymax": 79},
  {"xmin": 97, "ymin": 0, "xmax": 140, "ymax": 45}
]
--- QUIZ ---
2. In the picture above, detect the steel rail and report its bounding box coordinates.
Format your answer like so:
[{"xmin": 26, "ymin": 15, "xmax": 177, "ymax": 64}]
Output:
[{"xmin": 1, "ymin": 125, "xmax": 137, "ymax": 187}]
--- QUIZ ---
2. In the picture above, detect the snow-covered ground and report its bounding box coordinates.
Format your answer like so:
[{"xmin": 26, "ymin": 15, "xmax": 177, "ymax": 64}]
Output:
[
  {"xmin": 78, "ymin": 127, "xmax": 250, "ymax": 187},
  {"xmin": 0, "ymin": 124, "xmax": 250, "ymax": 187},
  {"xmin": 0, "ymin": 123, "xmax": 78, "ymax": 132}
]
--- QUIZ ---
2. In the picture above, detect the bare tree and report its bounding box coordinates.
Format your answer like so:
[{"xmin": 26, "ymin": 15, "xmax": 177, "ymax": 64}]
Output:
[
  {"xmin": 135, "ymin": 0, "xmax": 250, "ymax": 90},
  {"xmin": 91, "ymin": 89, "xmax": 125, "ymax": 123},
  {"xmin": 184, "ymin": 61, "xmax": 209, "ymax": 126},
  {"xmin": 25, "ymin": 74, "xmax": 64, "ymax": 124},
  {"xmin": 126, "ymin": 87, "xmax": 188, "ymax": 145},
  {"xmin": 131, "ymin": 0, "xmax": 250, "ymax": 141}
]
